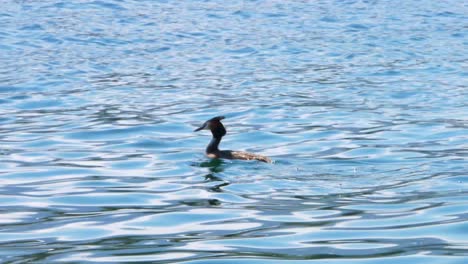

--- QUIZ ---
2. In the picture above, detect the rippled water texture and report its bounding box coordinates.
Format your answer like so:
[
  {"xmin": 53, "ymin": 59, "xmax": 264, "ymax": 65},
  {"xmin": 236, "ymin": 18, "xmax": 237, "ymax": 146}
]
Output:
[{"xmin": 1, "ymin": 0, "xmax": 467, "ymax": 263}]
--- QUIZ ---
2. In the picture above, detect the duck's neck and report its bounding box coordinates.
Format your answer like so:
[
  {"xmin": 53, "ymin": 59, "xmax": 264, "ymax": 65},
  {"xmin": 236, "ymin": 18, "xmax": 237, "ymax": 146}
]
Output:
[{"xmin": 206, "ymin": 136, "xmax": 222, "ymax": 154}]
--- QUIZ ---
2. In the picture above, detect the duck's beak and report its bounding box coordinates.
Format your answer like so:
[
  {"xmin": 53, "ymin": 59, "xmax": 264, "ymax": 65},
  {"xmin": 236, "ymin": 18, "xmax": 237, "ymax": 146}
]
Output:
[{"xmin": 194, "ymin": 122, "xmax": 208, "ymax": 132}]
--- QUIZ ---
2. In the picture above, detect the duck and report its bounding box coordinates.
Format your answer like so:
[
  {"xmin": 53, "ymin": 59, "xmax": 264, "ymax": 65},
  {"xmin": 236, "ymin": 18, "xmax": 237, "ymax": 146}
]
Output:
[{"xmin": 194, "ymin": 116, "xmax": 271, "ymax": 163}]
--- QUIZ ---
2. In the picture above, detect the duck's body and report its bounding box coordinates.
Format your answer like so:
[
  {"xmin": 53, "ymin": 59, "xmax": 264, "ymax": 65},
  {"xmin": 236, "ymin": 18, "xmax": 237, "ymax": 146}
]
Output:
[
  {"xmin": 208, "ymin": 150, "xmax": 271, "ymax": 163},
  {"xmin": 194, "ymin": 116, "xmax": 271, "ymax": 163}
]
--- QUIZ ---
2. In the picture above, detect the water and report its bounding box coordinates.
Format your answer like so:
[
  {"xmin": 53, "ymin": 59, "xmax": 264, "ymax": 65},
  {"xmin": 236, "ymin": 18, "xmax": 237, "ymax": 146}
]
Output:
[{"xmin": 1, "ymin": 0, "xmax": 467, "ymax": 263}]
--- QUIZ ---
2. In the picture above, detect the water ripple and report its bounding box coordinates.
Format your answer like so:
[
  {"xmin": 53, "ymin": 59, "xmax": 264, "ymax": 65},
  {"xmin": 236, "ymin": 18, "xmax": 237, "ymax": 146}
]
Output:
[{"xmin": 0, "ymin": 0, "xmax": 467, "ymax": 263}]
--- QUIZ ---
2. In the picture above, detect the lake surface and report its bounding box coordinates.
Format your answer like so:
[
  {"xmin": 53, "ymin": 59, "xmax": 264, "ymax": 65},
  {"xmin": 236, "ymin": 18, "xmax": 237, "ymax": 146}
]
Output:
[{"xmin": 1, "ymin": 0, "xmax": 467, "ymax": 263}]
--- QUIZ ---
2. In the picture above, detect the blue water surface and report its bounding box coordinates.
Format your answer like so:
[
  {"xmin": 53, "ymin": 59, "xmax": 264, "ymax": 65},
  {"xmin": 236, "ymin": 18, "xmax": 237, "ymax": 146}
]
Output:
[{"xmin": 0, "ymin": 0, "xmax": 467, "ymax": 263}]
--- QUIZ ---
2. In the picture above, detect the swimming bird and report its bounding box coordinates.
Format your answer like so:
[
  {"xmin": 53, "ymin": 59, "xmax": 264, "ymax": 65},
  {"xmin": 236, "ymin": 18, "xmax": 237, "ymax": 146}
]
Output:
[{"xmin": 194, "ymin": 116, "xmax": 271, "ymax": 163}]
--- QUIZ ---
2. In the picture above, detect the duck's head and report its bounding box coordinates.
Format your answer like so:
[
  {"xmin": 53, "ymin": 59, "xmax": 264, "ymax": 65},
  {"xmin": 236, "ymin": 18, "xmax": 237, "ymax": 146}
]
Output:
[{"xmin": 194, "ymin": 116, "xmax": 226, "ymax": 138}]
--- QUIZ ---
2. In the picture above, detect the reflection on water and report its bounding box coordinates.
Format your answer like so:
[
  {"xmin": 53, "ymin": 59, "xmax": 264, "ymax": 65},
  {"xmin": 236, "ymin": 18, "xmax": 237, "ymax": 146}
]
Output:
[{"xmin": 1, "ymin": 0, "xmax": 467, "ymax": 263}]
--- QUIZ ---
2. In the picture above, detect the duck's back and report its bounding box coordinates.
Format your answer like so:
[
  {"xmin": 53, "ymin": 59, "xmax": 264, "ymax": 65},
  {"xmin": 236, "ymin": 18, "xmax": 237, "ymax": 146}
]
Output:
[{"xmin": 219, "ymin": 150, "xmax": 271, "ymax": 163}]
